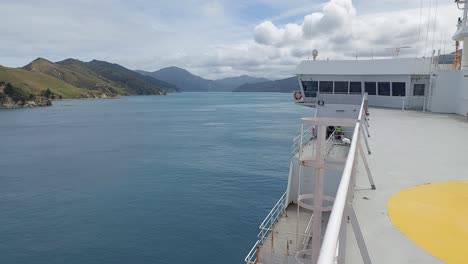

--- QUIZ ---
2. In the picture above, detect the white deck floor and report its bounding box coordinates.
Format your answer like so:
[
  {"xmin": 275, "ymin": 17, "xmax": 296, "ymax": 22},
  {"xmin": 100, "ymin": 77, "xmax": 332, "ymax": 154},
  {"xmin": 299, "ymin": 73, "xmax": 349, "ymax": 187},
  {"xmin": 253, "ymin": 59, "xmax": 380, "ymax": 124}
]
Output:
[
  {"xmin": 347, "ymin": 108, "xmax": 468, "ymax": 264},
  {"xmin": 260, "ymin": 204, "xmax": 312, "ymax": 257}
]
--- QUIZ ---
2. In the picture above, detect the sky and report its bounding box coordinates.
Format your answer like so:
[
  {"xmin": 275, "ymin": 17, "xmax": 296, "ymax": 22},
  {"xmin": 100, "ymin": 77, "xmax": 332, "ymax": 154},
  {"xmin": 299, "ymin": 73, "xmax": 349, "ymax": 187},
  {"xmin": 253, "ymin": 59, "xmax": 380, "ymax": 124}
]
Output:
[{"xmin": 0, "ymin": 0, "xmax": 461, "ymax": 79}]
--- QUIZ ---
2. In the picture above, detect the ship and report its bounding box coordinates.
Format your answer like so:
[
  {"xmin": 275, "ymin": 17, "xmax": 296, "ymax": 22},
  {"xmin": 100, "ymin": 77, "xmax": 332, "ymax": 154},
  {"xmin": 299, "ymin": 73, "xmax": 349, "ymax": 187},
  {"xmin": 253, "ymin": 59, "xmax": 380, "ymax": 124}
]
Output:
[{"xmin": 245, "ymin": 1, "xmax": 468, "ymax": 263}]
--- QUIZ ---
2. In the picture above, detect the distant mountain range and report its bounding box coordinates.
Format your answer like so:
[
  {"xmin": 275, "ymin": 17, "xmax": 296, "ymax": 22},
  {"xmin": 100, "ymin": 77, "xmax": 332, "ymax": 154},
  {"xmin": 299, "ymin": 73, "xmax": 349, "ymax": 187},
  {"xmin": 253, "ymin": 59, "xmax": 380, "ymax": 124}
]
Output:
[
  {"xmin": 233, "ymin": 77, "xmax": 299, "ymax": 93},
  {"xmin": 0, "ymin": 58, "xmax": 177, "ymax": 100},
  {"xmin": 136, "ymin": 67, "xmax": 269, "ymax": 92},
  {"xmin": 2, "ymin": 48, "xmax": 462, "ymax": 103}
]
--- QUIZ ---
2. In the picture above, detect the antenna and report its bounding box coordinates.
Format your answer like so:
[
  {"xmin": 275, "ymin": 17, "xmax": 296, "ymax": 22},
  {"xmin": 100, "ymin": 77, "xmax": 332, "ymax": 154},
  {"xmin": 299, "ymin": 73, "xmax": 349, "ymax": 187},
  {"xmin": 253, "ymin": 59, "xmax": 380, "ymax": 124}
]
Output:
[
  {"xmin": 424, "ymin": 0, "xmax": 432, "ymax": 57},
  {"xmin": 312, "ymin": 50, "xmax": 319, "ymax": 61},
  {"xmin": 386, "ymin": 46, "xmax": 411, "ymax": 57},
  {"xmin": 430, "ymin": 0, "xmax": 438, "ymax": 62}
]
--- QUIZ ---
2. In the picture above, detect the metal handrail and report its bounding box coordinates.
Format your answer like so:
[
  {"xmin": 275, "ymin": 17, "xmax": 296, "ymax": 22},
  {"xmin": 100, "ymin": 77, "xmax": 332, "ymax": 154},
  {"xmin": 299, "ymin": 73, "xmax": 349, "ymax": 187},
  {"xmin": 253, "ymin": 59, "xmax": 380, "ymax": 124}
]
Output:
[
  {"xmin": 302, "ymin": 214, "xmax": 315, "ymax": 250},
  {"xmin": 325, "ymin": 130, "xmax": 336, "ymax": 154},
  {"xmin": 258, "ymin": 191, "xmax": 287, "ymax": 239},
  {"xmin": 292, "ymin": 125, "xmax": 315, "ymax": 157},
  {"xmin": 245, "ymin": 240, "xmax": 260, "ymax": 264},
  {"xmin": 245, "ymin": 191, "xmax": 288, "ymax": 264},
  {"xmin": 317, "ymin": 95, "xmax": 366, "ymax": 264}
]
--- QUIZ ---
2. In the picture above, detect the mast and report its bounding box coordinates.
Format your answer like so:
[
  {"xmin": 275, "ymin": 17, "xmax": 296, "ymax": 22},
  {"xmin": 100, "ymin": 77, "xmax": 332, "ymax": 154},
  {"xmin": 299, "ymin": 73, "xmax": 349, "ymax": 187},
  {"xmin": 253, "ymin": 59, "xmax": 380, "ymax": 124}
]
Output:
[{"xmin": 453, "ymin": 0, "xmax": 468, "ymax": 69}]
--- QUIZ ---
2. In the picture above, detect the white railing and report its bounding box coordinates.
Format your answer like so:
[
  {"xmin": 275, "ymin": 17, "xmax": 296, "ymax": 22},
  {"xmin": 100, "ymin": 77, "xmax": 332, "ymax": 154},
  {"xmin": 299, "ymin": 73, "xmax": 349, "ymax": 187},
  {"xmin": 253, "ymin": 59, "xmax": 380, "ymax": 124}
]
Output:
[
  {"xmin": 245, "ymin": 240, "xmax": 261, "ymax": 264},
  {"xmin": 245, "ymin": 191, "xmax": 288, "ymax": 264},
  {"xmin": 292, "ymin": 125, "xmax": 315, "ymax": 157},
  {"xmin": 258, "ymin": 191, "xmax": 288, "ymax": 241},
  {"xmin": 401, "ymin": 96, "xmax": 427, "ymax": 111},
  {"xmin": 325, "ymin": 130, "xmax": 336, "ymax": 155},
  {"xmin": 317, "ymin": 95, "xmax": 370, "ymax": 264}
]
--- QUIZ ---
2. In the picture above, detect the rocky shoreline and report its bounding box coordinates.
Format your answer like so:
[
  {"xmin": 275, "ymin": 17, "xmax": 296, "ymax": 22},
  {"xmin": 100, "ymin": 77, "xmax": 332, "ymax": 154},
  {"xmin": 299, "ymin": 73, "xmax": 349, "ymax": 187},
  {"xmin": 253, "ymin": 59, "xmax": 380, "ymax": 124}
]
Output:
[
  {"xmin": 0, "ymin": 96, "xmax": 52, "ymax": 108},
  {"xmin": 0, "ymin": 82, "xmax": 52, "ymax": 109}
]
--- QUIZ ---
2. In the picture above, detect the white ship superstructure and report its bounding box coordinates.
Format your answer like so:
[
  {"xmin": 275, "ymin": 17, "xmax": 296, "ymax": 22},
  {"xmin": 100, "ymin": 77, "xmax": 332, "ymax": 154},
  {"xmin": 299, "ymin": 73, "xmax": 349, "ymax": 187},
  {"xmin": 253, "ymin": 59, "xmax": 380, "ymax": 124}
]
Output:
[{"xmin": 245, "ymin": 1, "xmax": 468, "ymax": 263}]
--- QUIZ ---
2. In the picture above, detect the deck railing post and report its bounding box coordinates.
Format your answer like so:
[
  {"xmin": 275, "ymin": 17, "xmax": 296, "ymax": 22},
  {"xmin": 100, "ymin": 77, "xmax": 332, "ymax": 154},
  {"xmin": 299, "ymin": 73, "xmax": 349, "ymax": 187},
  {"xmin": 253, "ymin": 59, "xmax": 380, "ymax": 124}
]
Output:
[
  {"xmin": 423, "ymin": 96, "xmax": 426, "ymax": 112},
  {"xmin": 255, "ymin": 244, "xmax": 260, "ymax": 264},
  {"xmin": 359, "ymin": 142, "xmax": 376, "ymax": 190},
  {"xmin": 360, "ymin": 126, "xmax": 371, "ymax": 154},
  {"xmin": 337, "ymin": 208, "xmax": 348, "ymax": 264},
  {"xmin": 362, "ymin": 118, "xmax": 371, "ymax": 138},
  {"xmin": 349, "ymin": 205, "xmax": 372, "ymax": 264}
]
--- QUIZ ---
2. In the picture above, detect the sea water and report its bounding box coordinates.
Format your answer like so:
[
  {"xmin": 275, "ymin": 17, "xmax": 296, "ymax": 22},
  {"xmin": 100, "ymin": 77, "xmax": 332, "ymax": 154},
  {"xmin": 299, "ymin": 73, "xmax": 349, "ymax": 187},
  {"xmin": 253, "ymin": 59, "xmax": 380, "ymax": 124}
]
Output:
[{"xmin": 0, "ymin": 93, "xmax": 311, "ymax": 264}]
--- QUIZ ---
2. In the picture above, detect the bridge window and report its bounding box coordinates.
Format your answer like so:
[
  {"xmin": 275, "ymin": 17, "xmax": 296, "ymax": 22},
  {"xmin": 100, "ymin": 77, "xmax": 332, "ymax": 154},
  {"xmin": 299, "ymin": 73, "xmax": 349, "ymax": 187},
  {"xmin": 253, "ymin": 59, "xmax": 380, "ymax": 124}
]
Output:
[
  {"xmin": 413, "ymin": 84, "xmax": 425, "ymax": 96},
  {"xmin": 319, "ymin": 81, "xmax": 333, "ymax": 94},
  {"xmin": 350, "ymin": 82, "xmax": 362, "ymax": 94},
  {"xmin": 392, "ymin": 82, "xmax": 406, "ymax": 96},
  {"xmin": 334, "ymin": 82, "xmax": 349, "ymax": 94},
  {"xmin": 365, "ymin": 82, "xmax": 376, "ymax": 95},
  {"xmin": 301, "ymin": 81, "xmax": 318, "ymax": 97},
  {"xmin": 378, "ymin": 82, "xmax": 390, "ymax": 96}
]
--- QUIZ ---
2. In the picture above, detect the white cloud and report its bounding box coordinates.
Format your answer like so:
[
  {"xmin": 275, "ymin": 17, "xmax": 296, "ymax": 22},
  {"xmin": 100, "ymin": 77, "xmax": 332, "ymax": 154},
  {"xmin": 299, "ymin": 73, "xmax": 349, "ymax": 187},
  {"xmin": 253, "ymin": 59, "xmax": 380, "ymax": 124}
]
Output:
[
  {"xmin": 254, "ymin": 21, "xmax": 283, "ymax": 45},
  {"xmin": 247, "ymin": 0, "xmax": 457, "ymax": 64},
  {"xmin": 202, "ymin": 0, "xmax": 225, "ymax": 17},
  {"xmin": 0, "ymin": 0, "xmax": 462, "ymax": 79}
]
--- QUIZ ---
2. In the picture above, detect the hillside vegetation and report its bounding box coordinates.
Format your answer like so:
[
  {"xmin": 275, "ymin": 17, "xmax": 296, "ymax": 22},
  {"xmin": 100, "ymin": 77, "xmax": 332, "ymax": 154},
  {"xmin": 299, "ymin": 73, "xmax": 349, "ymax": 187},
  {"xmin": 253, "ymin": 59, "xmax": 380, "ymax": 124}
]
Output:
[
  {"xmin": 0, "ymin": 81, "xmax": 52, "ymax": 108},
  {"xmin": 23, "ymin": 58, "xmax": 126, "ymax": 95},
  {"xmin": 0, "ymin": 65, "xmax": 100, "ymax": 98},
  {"xmin": 0, "ymin": 58, "xmax": 177, "ymax": 100},
  {"xmin": 234, "ymin": 77, "xmax": 299, "ymax": 93}
]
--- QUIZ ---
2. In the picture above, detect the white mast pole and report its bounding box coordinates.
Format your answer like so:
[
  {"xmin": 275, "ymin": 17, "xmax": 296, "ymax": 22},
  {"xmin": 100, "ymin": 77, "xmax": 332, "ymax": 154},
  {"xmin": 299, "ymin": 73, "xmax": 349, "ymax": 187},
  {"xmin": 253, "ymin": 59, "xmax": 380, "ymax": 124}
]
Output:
[{"xmin": 456, "ymin": 0, "xmax": 468, "ymax": 69}]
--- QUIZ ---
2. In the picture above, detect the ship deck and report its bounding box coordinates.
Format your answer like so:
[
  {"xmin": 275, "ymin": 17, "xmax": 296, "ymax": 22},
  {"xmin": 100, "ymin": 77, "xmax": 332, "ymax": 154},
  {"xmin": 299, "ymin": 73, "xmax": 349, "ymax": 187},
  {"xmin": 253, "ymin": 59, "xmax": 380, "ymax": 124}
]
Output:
[
  {"xmin": 256, "ymin": 142, "xmax": 349, "ymax": 263},
  {"xmin": 347, "ymin": 108, "xmax": 468, "ymax": 264},
  {"xmin": 259, "ymin": 204, "xmax": 312, "ymax": 257}
]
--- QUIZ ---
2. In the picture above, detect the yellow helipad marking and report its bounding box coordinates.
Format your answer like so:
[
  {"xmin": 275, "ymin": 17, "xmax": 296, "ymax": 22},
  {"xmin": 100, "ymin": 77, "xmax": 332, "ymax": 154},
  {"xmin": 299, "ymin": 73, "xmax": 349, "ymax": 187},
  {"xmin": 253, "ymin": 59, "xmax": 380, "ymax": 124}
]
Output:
[{"xmin": 388, "ymin": 181, "xmax": 468, "ymax": 264}]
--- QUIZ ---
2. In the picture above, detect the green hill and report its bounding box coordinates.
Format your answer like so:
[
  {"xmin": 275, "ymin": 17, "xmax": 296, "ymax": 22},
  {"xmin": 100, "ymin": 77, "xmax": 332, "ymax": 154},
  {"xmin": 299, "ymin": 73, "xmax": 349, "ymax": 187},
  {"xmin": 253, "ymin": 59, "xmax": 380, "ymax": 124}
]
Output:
[
  {"xmin": 0, "ymin": 65, "xmax": 101, "ymax": 98},
  {"xmin": 23, "ymin": 58, "xmax": 126, "ymax": 96},
  {"xmin": 0, "ymin": 57, "xmax": 178, "ymax": 100},
  {"xmin": 78, "ymin": 60, "xmax": 178, "ymax": 95}
]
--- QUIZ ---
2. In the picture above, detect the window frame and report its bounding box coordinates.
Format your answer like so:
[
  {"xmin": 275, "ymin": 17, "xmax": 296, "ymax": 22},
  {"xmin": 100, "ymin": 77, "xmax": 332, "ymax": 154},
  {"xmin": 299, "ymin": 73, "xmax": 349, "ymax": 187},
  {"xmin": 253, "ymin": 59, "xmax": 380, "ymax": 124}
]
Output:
[
  {"xmin": 365, "ymin": 82, "xmax": 377, "ymax": 95},
  {"xmin": 349, "ymin": 82, "xmax": 362, "ymax": 94},
  {"xmin": 391, "ymin": 82, "xmax": 406, "ymax": 97},
  {"xmin": 319, "ymin": 81, "xmax": 333, "ymax": 94},
  {"xmin": 301, "ymin": 81, "xmax": 319, "ymax": 98},
  {"xmin": 413, "ymin": 84, "xmax": 426, "ymax": 96},
  {"xmin": 334, "ymin": 81, "xmax": 349, "ymax": 94},
  {"xmin": 377, "ymin": 82, "xmax": 391, "ymax": 96}
]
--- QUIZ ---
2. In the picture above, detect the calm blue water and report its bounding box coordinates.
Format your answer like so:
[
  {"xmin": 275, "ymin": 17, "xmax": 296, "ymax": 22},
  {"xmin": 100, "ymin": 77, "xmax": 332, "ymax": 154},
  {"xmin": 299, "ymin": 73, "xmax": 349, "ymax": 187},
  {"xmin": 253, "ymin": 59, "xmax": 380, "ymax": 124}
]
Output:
[{"xmin": 0, "ymin": 93, "xmax": 311, "ymax": 264}]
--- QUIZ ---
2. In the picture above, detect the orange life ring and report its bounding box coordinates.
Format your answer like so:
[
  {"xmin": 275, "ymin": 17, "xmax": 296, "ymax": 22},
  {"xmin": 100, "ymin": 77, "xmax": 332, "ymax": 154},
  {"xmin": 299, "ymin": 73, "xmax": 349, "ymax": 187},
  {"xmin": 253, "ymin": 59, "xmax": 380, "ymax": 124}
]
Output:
[{"xmin": 294, "ymin": 91, "xmax": 302, "ymax": 100}]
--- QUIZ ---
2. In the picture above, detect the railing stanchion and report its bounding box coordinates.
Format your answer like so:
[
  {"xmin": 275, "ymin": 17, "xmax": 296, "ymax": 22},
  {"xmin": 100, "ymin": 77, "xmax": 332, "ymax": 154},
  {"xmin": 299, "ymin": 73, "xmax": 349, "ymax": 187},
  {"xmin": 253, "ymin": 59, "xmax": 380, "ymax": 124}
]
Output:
[
  {"xmin": 348, "ymin": 204, "xmax": 372, "ymax": 264},
  {"xmin": 423, "ymin": 96, "xmax": 427, "ymax": 112},
  {"xmin": 360, "ymin": 125, "xmax": 371, "ymax": 155},
  {"xmin": 358, "ymin": 142, "xmax": 376, "ymax": 190},
  {"xmin": 337, "ymin": 209, "xmax": 348, "ymax": 264},
  {"xmin": 362, "ymin": 118, "xmax": 370, "ymax": 138},
  {"xmin": 255, "ymin": 244, "xmax": 260, "ymax": 264}
]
